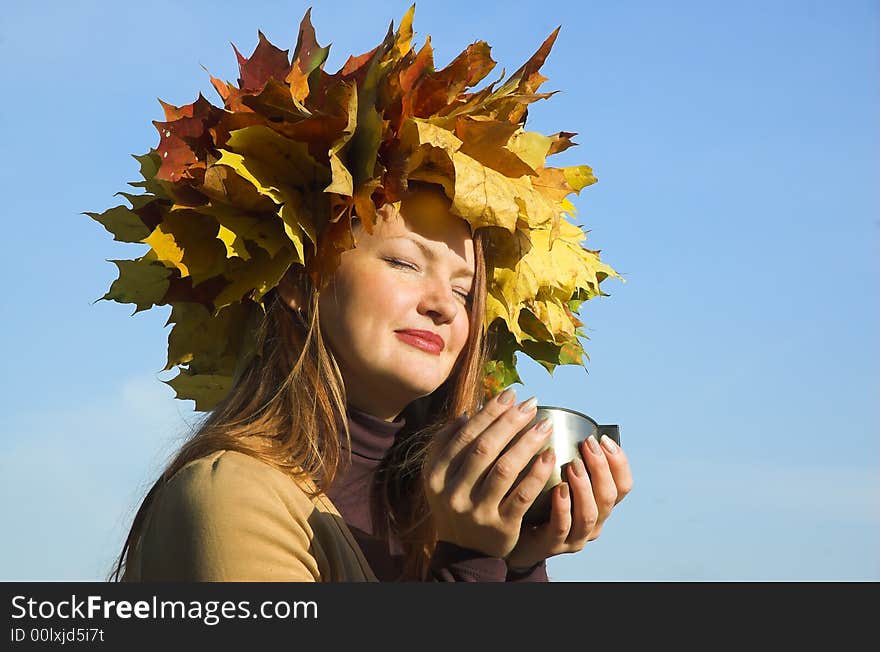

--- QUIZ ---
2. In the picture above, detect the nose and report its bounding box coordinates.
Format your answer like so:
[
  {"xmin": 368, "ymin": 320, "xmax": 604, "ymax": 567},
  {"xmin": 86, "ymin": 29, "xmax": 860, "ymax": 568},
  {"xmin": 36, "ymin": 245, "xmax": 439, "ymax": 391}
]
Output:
[{"xmin": 419, "ymin": 279, "xmax": 461, "ymax": 324}]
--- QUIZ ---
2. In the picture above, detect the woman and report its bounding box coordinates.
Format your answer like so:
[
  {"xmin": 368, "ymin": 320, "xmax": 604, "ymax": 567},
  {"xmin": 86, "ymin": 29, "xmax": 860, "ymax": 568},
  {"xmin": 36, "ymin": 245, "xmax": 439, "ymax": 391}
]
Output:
[
  {"xmin": 96, "ymin": 8, "xmax": 632, "ymax": 582},
  {"xmin": 112, "ymin": 186, "xmax": 632, "ymax": 581}
]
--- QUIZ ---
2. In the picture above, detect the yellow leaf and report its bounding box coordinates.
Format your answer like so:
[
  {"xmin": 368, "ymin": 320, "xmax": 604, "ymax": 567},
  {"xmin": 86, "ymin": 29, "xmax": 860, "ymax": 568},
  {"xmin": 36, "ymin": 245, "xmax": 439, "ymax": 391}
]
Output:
[
  {"xmin": 454, "ymin": 116, "xmax": 535, "ymax": 178},
  {"xmin": 326, "ymin": 152, "xmax": 354, "ymax": 195},
  {"xmin": 562, "ymin": 165, "xmax": 597, "ymax": 192},
  {"xmin": 214, "ymin": 150, "xmax": 282, "ymax": 203},
  {"xmin": 448, "ymin": 151, "xmax": 560, "ymax": 231},
  {"xmin": 186, "ymin": 202, "xmax": 291, "ymax": 261},
  {"xmin": 406, "ymin": 145, "xmax": 456, "ymax": 197},
  {"xmin": 448, "ymin": 151, "xmax": 520, "ymax": 230},
  {"xmin": 484, "ymin": 284, "xmax": 509, "ymax": 333},
  {"xmin": 393, "ymin": 4, "xmax": 416, "ymax": 59},
  {"xmin": 507, "ymin": 130, "xmax": 553, "ymax": 170},
  {"xmin": 325, "ymin": 81, "xmax": 358, "ymax": 196},
  {"xmin": 216, "ymin": 223, "xmax": 247, "ymax": 259},
  {"xmin": 213, "ymin": 150, "xmax": 315, "ymax": 257},
  {"xmin": 202, "ymin": 162, "xmax": 278, "ymax": 213},
  {"xmin": 142, "ymin": 209, "xmax": 227, "ymax": 285},
  {"xmin": 530, "ymin": 298, "xmax": 575, "ymax": 342},
  {"xmin": 401, "ymin": 118, "xmax": 464, "ymax": 154}
]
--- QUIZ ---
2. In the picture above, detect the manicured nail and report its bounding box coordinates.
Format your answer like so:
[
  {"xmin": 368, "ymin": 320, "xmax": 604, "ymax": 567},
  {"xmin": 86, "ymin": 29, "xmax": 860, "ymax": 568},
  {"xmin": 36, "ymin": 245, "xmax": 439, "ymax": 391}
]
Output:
[
  {"xmin": 570, "ymin": 457, "xmax": 585, "ymax": 477},
  {"xmin": 586, "ymin": 435, "xmax": 602, "ymax": 455},
  {"xmin": 559, "ymin": 482, "xmax": 569, "ymax": 499},
  {"xmin": 498, "ymin": 388, "xmax": 516, "ymax": 405},
  {"xmin": 536, "ymin": 417, "xmax": 553, "ymax": 432},
  {"xmin": 601, "ymin": 434, "xmax": 619, "ymax": 454},
  {"xmin": 541, "ymin": 447, "xmax": 555, "ymax": 464},
  {"xmin": 518, "ymin": 396, "xmax": 538, "ymax": 412}
]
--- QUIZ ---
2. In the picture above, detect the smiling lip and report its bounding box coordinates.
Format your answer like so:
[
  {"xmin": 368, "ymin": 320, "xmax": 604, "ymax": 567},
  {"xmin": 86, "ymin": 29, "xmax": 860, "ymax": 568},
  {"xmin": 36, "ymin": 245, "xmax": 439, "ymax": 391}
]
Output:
[{"xmin": 395, "ymin": 329, "xmax": 444, "ymax": 355}]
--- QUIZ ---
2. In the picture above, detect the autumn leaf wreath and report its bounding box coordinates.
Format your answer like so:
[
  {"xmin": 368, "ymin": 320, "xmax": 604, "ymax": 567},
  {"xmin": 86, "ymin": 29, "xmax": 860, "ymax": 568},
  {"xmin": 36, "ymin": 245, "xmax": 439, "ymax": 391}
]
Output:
[{"xmin": 86, "ymin": 5, "xmax": 624, "ymax": 411}]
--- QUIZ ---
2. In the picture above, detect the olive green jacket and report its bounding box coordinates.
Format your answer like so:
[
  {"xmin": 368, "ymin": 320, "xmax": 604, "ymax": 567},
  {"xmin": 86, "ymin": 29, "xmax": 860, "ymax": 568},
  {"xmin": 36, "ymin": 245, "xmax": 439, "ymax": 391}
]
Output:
[{"xmin": 123, "ymin": 450, "xmax": 378, "ymax": 582}]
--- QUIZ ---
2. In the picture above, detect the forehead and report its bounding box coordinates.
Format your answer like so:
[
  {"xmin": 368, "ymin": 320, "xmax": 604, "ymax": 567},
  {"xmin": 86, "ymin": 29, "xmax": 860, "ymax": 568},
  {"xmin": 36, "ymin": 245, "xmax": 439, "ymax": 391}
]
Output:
[{"xmin": 357, "ymin": 188, "xmax": 474, "ymax": 261}]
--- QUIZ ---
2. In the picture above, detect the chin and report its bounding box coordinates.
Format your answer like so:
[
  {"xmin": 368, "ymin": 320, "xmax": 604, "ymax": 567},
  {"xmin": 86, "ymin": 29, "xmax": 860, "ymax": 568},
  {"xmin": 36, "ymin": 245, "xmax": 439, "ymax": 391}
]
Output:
[
  {"xmin": 400, "ymin": 373, "xmax": 445, "ymax": 396},
  {"xmin": 387, "ymin": 365, "xmax": 449, "ymax": 398}
]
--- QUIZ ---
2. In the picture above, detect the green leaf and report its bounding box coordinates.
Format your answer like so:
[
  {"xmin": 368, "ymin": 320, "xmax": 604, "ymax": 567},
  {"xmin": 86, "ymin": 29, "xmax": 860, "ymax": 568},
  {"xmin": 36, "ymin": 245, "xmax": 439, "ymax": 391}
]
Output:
[
  {"xmin": 96, "ymin": 257, "xmax": 171, "ymax": 314},
  {"xmin": 84, "ymin": 205, "xmax": 151, "ymax": 243},
  {"xmin": 164, "ymin": 368, "xmax": 231, "ymax": 413}
]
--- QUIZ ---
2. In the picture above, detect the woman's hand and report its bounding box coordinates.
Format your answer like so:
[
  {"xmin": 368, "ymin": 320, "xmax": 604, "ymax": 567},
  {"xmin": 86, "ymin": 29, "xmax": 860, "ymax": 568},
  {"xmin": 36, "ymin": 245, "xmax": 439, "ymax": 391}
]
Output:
[
  {"xmin": 423, "ymin": 389, "xmax": 557, "ymax": 559},
  {"xmin": 505, "ymin": 434, "xmax": 634, "ymax": 571}
]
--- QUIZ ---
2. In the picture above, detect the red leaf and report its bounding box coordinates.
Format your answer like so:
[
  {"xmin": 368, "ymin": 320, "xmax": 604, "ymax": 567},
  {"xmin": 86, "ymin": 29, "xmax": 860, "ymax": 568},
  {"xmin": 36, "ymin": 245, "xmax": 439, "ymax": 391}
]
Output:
[
  {"xmin": 158, "ymin": 93, "xmax": 218, "ymax": 121},
  {"xmin": 233, "ymin": 30, "xmax": 292, "ymax": 92},
  {"xmin": 152, "ymin": 105, "xmax": 220, "ymax": 183},
  {"xmin": 411, "ymin": 41, "xmax": 495, "ymax": 118}
]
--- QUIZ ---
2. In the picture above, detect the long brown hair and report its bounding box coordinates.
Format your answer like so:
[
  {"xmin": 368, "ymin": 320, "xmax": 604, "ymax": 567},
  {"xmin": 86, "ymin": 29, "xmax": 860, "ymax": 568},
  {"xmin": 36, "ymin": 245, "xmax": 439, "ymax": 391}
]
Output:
[{"xmin": 108, "ymin": 215, "xmax": 492, "ymax": 582}]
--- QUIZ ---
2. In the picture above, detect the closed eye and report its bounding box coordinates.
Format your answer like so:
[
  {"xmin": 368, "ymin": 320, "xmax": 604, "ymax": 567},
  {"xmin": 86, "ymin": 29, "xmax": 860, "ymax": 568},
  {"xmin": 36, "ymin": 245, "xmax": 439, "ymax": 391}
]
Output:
[
  {"xmin": 385, "ymin": 257, "xmax": 417, "ymax": 271},
  {"xmin": 454, "ymin": 289, "xmax": 471, "ymax": 302},
  {"xmin": 385, "ymin": 258, "xmax": 471, "ymax": 303}
]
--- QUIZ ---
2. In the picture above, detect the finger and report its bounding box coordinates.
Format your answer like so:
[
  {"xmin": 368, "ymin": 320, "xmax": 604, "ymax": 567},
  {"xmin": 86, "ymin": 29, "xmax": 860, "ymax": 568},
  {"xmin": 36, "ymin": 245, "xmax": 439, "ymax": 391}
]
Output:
[
  {"xmin": 564, "ymin": 457, "xmax": 598, "ymax": 545},
  {"xmin": 450, "ymin": 396, "xmax": 540, "ymax": 491},
  {"xmin": 581, "ymin": 436, "xmax": 618, "ymax": 522},
  {"xmin": 586, "ymin": 522, "xmax": 605, "ymax": 543},
  {"xmin": 425, "ymin": 387, "xmax": 519, "ymax": 479},
  {"xmin": 513, "ymin": 481, "xmax": 574, "ymax": 556},
  {"xmin": 599, "ymin": 434, "xmax": 634, "ymax": 505},
  {"xmin": 498, "ymin": 447, "xmax": 556, "ymax": 521},
  {"xmin": 475, "ymin": 416, "xmax": 554, "ymax": 505},
  {"xmin": 545, "ymin": 482, "xmax": 573, "ymax": 546}
]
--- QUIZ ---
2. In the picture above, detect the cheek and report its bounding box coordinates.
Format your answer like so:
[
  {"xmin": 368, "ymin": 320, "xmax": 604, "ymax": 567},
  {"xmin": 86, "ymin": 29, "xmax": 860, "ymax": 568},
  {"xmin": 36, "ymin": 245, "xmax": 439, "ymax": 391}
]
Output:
[
  {"xmin": 450, "ymin": 310, "xmax": 471, "ymax": 355},
  {"xmin": 366, "ymin": 267, "xmax": 414, "ymax": 315},
  {"xmin": 334, "ymin": 266, "xmax": 413, "ymax": 330}
]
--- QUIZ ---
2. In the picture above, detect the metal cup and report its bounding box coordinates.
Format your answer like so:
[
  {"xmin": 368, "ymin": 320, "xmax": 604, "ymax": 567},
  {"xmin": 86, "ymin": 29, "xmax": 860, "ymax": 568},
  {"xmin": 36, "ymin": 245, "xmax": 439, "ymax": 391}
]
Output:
[{"xmin": 513, "ymin": 406, "xmax": 621, "ymax": 527}]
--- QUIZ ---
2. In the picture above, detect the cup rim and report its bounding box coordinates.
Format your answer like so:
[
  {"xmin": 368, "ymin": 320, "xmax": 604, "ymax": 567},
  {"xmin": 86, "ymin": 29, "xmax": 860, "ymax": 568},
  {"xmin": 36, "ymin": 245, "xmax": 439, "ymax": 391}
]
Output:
[{"xmin": 535, "ymin": 404, "xmax": 600, "ymax": 428}]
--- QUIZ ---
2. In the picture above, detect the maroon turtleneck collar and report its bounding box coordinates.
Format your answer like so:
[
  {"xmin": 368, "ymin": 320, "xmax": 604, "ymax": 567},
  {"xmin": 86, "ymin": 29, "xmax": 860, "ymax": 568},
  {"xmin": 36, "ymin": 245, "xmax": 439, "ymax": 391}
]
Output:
[{"xmin": 343, "ymin": 403, "xmax": 407, "ymax": 461}]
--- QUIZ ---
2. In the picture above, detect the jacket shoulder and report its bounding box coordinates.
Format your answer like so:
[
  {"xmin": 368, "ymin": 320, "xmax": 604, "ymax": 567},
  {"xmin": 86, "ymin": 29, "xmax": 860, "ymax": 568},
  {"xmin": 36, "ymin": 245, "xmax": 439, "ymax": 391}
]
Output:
[
  {"xmin": 170, "ymin": 450, "xmax": 317, "ymax": 518},
  {"xmin": 132, "ymin": 450, "xmax": 323, "ymax": 581}
]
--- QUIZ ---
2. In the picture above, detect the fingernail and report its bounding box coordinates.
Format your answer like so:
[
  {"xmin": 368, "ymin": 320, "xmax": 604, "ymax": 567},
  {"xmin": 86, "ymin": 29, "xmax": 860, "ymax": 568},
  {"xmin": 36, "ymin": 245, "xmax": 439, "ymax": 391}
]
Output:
[
  {"xmin": 498, "ymin": 388, "xmax": 516, "ymax": 405},
  {"xmin": 559, "ymin": 482, "xmax": 569, "ymax": 499},
  {"xmin": 601, "ymin": 434, "xmax": 619, "ymax": 454},
  {"xmin": 518, "ymin": 396, "xmax": 538, "ymax": 412},
  {"xmin": 536, "ymin": 417, "xmax": 553, "ymax": 432},
  {"xmin": 570, "ymin": 457, "xmax": 585, "ymax": 477},
  {"xmin": 586, "ymin": 435, "xmax": 601, "ymax": 455},
  {"xmin": 541, "ymin": 447, "xmax": 555, "ymax": 464}
]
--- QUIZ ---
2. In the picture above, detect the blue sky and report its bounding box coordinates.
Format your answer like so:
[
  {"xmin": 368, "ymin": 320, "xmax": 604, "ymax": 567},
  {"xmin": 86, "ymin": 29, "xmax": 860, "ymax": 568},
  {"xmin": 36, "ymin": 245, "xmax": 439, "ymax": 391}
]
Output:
[{"xmin": 1, "ymin": 0, "xmax": 876, "ymax": 581}]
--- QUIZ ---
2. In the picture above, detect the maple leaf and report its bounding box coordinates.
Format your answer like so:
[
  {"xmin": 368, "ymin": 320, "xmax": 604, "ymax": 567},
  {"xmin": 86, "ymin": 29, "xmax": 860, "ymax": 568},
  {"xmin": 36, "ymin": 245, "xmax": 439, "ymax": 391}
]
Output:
[
  {"xmin": 95, "ymin": 257, "xmax": 171, "ymax": 315},
  {"xmin": 286, "ymin": 8, "xmax": 331, "ymax": 102},
  {"xmin": 165, "ymin": 368, "xmax": 232, "ymax": 413},
  {"xmin": 83, "ymin": 205, "xmax": 151, "ymax": 243},
  {"xmin": 233, "ymin": 30, "xmax": 293, "ymax": 92}
]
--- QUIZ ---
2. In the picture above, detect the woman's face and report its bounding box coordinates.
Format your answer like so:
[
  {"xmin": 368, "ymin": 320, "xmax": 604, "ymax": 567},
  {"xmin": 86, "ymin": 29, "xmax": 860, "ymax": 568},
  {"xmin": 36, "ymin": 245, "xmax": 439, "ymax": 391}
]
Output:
[{"xmin": 317, "ymin": 188, "xmax": 476, "ymax": 421}]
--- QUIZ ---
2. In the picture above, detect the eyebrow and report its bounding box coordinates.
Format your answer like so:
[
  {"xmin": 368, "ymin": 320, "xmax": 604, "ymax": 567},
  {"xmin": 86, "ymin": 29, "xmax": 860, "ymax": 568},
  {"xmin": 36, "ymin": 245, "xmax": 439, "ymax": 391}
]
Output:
[{"xmin": 388, "ymin": 236, "xmax": 474, "ymax": 279}]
